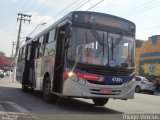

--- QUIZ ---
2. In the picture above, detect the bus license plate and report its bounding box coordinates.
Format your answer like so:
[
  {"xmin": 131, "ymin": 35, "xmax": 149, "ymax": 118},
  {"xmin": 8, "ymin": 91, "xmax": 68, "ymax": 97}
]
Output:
[{"xmin": 100, "ymin": 89, "xmax": 112, "ymax": 94}]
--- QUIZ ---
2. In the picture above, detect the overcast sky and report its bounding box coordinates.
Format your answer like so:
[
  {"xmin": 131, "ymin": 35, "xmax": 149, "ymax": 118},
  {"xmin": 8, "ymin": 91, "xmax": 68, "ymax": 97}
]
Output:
[{"xmin": 0, "ymin": 0, "xmax": 160, "ymax": 56}]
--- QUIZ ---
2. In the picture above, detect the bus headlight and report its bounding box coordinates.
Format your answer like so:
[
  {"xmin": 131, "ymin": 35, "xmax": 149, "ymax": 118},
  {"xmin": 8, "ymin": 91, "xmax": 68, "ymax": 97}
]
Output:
[{"xmin": 68, "ymin": 71, "xmax": 75, "ymax": 77}]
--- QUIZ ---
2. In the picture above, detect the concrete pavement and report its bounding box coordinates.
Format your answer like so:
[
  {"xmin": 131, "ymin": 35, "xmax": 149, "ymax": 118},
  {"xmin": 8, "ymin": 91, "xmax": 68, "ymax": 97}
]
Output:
[{"xmin": 1, "ymin": 76, "xmax": 160, "ymax": 120}]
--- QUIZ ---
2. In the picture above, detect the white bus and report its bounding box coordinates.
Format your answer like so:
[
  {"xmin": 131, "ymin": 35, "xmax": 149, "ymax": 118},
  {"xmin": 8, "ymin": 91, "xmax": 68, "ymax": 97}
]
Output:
[{"xmin": 17, "ymin": 11, "xmax": 136, "ymax": 106}]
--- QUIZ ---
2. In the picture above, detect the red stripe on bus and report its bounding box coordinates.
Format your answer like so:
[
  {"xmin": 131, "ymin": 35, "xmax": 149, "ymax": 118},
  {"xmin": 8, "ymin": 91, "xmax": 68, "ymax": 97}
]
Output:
[
  {"xmin": 63, "ymin": 72, "xmax": 101, "ymax": 81},
  {"xmin": 77, "ymin": 73, "xmax": 100, "ymax": 81},
  {"xmin": 63, "ymin": 72, "xmax": 69, "ymax": 79}
]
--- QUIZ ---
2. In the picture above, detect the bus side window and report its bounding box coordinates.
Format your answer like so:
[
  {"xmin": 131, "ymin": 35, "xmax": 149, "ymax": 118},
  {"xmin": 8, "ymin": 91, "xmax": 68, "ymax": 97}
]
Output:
[
  {"xmin": 18, "ymin": 48, "xmax": 22, "ymax": 62},
  {"xmin": 27, "ymin": 46, "xmax": 31, "ymax": 60},
  {"xmin": 44, "ymin": 29, "xmax": 56, "ymax": 56},
  {"xmin": 22, "ymin": 47, "xmax": 26, "ymax": 61},
  {"xmin": 44, "ymin": 41, "xmax": 56, "ymax": 56},
  {"xmin": 44, "ymin": 32, "xmax": 49, "ymax": 44},
  {"xmin": 39, "ymin": 36, "xmax": 44, "ymax": 44},
  {"xmin": 39, "ymin": 36, "xmax": 44, "ymax": 57},
  {"xmin": 54, "ymin": 28, "xmax": 58, "ymax": 40},
  {"xmin": 48, "ymin": 29, "xmax": 55, "ymax": 42},
  {"xmin": 35, "ymin": 38, "xmax": 40, "ymax": 59},
  {"xmin": 43, "ymin": 32, "xmax": 50, "ymax": 57}
]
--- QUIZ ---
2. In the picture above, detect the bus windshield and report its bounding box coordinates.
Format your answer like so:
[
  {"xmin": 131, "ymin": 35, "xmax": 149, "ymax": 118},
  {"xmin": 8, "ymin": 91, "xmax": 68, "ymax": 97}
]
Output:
[{"xmin": 67, "ymin": 27, "xmax": 135, "ymax": 68}]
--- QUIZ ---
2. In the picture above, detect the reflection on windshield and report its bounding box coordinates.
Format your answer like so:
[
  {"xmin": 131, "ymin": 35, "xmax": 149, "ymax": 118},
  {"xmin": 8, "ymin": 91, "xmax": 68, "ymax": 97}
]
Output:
[{"xmin": 67, "ymin": 27, "xmax": 135, "ymax": 68}]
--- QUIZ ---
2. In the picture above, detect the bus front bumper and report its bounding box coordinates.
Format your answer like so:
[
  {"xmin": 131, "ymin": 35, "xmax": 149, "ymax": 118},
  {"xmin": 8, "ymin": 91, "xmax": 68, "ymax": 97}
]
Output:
[{"xmin": 62, "ymin": 76, "xmax": 135, "ymax": 99}]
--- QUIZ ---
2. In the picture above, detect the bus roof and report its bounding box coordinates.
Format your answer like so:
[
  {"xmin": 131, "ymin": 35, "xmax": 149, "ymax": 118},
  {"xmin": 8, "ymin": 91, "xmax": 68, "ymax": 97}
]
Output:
[{"xmin": 20, "ymin": 11, "xmax": 135, "ymax": 48}]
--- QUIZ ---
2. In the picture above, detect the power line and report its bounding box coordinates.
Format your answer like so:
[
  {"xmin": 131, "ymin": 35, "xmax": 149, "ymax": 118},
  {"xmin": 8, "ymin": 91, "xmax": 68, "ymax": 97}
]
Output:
[
  {"xmin": 20, "ymin": 0, "xmax": 31, "ymax": 13},
  {"xmin": 87, "ymin": 0, "xmax": 104, "ymax": 11},
  {"xmin": 34, "ymin": 0, "xmax": 49, "ymax": 13},
  {"xmin": 118, "ymin": 0, "xmax": 155, "ymax": 15},
  {"xmin": 47, "ymin": 0, "xmax": 92, "ymax": 25},
  {"xmin": 125, "ymin": 3, "xmax": 160, "ymax": 17},
  {"xmin": 46, "ymin": 0, "xmax": 85, "ymax": 24},
  {"xmin": 25, "ymin": 0, "xmax": 37, "ymax": 13},
  {"xmin": 26, "ymin": 0, "xmax": 51, "ymax": 22},
  {"xmin": 42, "ymin": 0, "xmax": 69, "ymax": 14},
  {"xmin": 72, "ymin": 0, "xmax": 91, "ymax": 10},
  {"xmin": 118, "ymin": 0, "xmax": 160, "ymax": 17}
]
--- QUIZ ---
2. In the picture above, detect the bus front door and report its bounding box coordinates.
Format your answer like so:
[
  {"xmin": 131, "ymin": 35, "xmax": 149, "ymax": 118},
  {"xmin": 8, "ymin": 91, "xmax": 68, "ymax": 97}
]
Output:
[
  {"xmin": 53, "ymin": 25, "xmax": 66, "ymax": 93},
  {"xmin": 22, "ymin": 41, "xmax": 37, "ymax": 90}
]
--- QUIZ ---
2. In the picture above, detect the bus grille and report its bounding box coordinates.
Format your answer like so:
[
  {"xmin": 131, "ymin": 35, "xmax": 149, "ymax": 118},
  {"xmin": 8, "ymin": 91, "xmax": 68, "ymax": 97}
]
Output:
[
  {"xmin": 87, "ymin": 81, "xmax": 123, "ymax": 85},
  {"xmin": 83, "ymin": 67, "xmax": 133, "ymax": 76}
]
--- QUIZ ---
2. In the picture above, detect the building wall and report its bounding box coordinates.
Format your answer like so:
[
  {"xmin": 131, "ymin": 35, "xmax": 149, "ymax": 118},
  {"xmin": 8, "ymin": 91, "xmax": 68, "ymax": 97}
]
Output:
[
  {"xmin": 137, "ymin": 35, "xmax": 160, "ymax": 79},
  {"xmin": 0, "ymin": 56, "xmax": 13, "ymax": 71},
  {"xmin": 135, "ymin": 48, "xmax": 141, "ymax": 75},
  {"xmin": 135, "ymin": 40, "xmax": 145, "ymax": 75}
]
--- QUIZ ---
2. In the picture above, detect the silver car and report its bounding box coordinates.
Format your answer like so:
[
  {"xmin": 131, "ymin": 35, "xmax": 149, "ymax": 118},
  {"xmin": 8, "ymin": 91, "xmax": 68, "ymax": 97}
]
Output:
[
  {"xmin": 135, "ymin": 76, "xmax": 155, "ymax": 94},
  {"xmin": 0, "ymin": 71, "xmax": 5, "ymax": 78}
]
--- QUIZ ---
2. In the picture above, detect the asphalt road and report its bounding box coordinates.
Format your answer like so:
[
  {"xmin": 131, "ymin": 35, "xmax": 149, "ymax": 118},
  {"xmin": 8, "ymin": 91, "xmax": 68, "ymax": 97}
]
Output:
[{"xmin": 0, "ymin": 76, "xmax": 160, "ymax": 120}]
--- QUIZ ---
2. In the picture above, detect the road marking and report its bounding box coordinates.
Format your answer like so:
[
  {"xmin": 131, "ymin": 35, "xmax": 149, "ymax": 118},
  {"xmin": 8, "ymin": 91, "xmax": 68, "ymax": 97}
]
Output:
[{"xmin": 5, "ymin": 101, "xmax": 29, "ymax": 113}]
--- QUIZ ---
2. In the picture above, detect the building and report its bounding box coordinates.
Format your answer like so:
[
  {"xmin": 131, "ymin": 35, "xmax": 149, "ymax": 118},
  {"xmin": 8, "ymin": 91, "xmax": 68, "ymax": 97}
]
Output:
[
  {"xmin": 0, "ymin": 56, "xmax": 13, "ymax": 71},
  {"xmin": 136, "ymin": 35, "xmax": 160, "ymax": 79},
  {"xmin": 135, "ymin": 39, "xmax": 145, "ymax": 75}
]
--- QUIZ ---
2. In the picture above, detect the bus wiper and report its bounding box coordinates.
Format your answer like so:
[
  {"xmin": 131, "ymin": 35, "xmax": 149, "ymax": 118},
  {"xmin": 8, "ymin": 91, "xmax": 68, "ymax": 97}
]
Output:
[
  {"xmin": 89, "ymin": 27, "xmax": 105, "ymax": 46},
  {"xmin": 113, "ymin": 33, "xmax": 124, "ymax": 47},
  {"xmin": 111, "ymin": 33, "xmax": 124, "ymax": 60}
]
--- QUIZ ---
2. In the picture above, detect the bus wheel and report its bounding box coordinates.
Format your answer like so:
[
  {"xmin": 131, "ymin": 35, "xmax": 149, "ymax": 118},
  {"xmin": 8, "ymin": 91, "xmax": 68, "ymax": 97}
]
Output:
[
  {"xmin": 22, "ymin": 84, "xmax": 29, "ymax": 92},
  {"xmin": 29, "ymin": 88, "xmax": 34, "ymax": 93},
  {"xmin": 43, "ymin": 77, "xmax": 53, "ymax": 103},
  {"xmin": 92, "ymin": 98, "xmax": 109, "ymax": 106}
]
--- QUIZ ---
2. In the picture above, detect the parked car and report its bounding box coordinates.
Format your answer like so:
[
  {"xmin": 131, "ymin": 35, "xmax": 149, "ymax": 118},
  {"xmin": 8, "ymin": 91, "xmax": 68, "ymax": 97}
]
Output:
[
  {"xmin": 135, "ymin": 76, "xmax": 155, "ymax": 94},
  {"xmin": 0, "ymin": 70, "xmax": 5, "ymax": 78},
  {"xmin": 0, "ymin": 69, "xmax": 4, "ymax": 72}
]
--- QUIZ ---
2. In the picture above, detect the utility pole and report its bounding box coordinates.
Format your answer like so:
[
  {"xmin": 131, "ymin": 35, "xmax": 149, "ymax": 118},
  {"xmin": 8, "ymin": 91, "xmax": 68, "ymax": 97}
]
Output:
[
  {"xmin": 10, "ymin": 42, "xmax": 15, "ymax": 78},
  {"xmin": 15, "ymin": 13, "xmax": 31, "ymax": 57},
  {"xmin": 12, "ymin": 13, "xmax": 31, "ymax": 82},
  {"xmin": 11, "ymin": 42, "xmax": 16, "ymax": 58}
]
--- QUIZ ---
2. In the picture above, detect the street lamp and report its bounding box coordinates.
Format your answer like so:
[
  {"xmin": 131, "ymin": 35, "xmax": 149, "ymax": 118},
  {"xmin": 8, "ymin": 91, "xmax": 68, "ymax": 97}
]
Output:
[{"xmin": 27, "ymin": 22, "xmax": 46, "ymax": 37}]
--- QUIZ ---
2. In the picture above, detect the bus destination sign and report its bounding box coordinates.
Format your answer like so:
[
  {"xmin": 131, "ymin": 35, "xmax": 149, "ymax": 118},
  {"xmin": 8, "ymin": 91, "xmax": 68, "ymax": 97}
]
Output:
[
  {"xmin": 72, "ymin": 13, "xmax": 135, "ymax": 32},
  {"xmin": 85, "ymin": 16, "xmax": 121, "ymax": 28}
]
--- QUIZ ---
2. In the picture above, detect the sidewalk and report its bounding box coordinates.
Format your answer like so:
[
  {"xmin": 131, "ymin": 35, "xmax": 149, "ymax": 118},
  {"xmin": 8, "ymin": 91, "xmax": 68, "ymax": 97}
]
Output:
[
  {"xmin": 0, "ymin": 76, "xmax": 21, "ymax": 88},
  {"xmin": 154, "ymin": 91, "xmax": 160, "ymax": 96}
]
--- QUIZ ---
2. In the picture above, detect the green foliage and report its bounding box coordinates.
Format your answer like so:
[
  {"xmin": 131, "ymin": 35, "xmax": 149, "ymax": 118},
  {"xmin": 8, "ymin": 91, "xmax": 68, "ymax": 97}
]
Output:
[{"xmin": 0, "ymin": 51, "xmax": 5, "ymax": 56}]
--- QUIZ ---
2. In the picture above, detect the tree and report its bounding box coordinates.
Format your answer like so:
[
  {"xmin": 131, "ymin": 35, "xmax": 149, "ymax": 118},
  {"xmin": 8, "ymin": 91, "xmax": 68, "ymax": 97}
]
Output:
[{"xmin": 0, "ymin": 51, "xmax": 5, "ymax": 56}]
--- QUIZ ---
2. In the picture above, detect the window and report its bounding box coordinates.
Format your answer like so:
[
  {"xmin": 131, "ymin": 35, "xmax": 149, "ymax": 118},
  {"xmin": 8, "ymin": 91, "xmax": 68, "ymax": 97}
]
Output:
[
  {"xmin": 18, "ymin": 48, "xmax": 22, "ymax": 62},
  {"xmin": 136, "ymin": 77, "xmax": 141, "ymax": 81},
  {"xmin": 35, "ymin": 39, "xmax": 39, "ymax": 59},
  {"xmin": 22, "ymin": 47, "xmax": 26, "ymax": 60},
  {"xmin": 44, "ymin": 41, "xmax": 56, "ymax": 56},
  {"xmin": 39, "ymin": 36, "xmax": 44, "ymax": 57},
  {"xmin": 44, "ymin": 32, "xmax": 49, "ymax": 44},
  {"xmin": 27, "ymin": 46, "xmax": 31, "ymax": 60},
  {"xmin": 39, "ymin": 36, "xmax": 44, "ymax": 44},
  {"xmin": 48, "ymin": 29, "xmax": 55, "ymax": 42}
]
